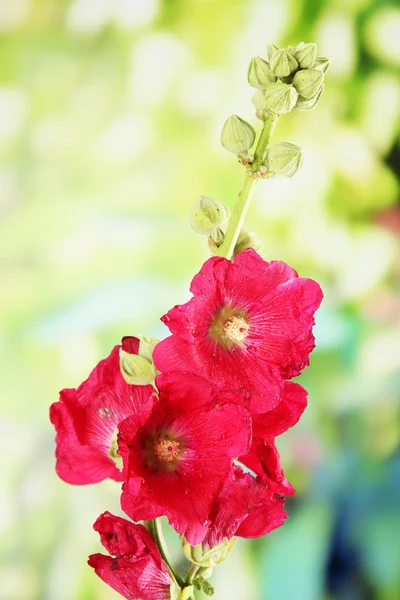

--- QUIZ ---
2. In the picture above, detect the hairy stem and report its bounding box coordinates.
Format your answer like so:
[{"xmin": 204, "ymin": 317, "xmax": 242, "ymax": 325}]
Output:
[
  {"xmin": 147, "ymin": 518, "xmax": 185, "ymax": 587},
  {"xmin": 216, "ymin": 111, "xmax": 279, "ymax": 260}
]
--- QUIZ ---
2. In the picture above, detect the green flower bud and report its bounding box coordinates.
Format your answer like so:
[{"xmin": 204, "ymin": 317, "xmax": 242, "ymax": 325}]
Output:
[
  {"xmin": 293, "ymin": 68, "xmax": 324, "ymax": 99},
  {"xmin": 247, "ymin": 56, "xmax": 275, "ymax": 89},
  {"xmin": 263, "ymin": 81, "xmax": 298, "ymax": 114},
  {"xmin": 270, "ymin": 48, "xmax": 298, "ymax": 77},
  {"xmin": 221, "ymin": 115, "xmax": 256, "ymax": 154},
  {"xmin": 190, "ymin": 195, "xmax": 230, "ymax": 236},
  {"xmin": 294, "ymin": 42, "xmax": 317, "ymax": 69},
  {"xmin": 313, "ymin": 56, "xmax": 330, "ymax": 73},
  {"xmin": 252, "ymin": 89, "xmax": 268, "ymax": 113},
  {"xmin": 265, "ymin": 142, "xmax": 303, "ymax": 177},
  {"xmin": 233, "ymin": 228, "xmax": 263, "ymax": 256},
  {"xmin": 267, "ymin": 43, "xmax": 280, "ymax": 61},
  {"xmin": 120, "ymin": 336, "xmax": 159, "ymax": 385},
  {"xmin": 296, "ymin": 84, "xmax": 324, "ymax": 111},
  {"xmin": 182, "ymin": 538, "xmax": 236, "ymax": 568}
]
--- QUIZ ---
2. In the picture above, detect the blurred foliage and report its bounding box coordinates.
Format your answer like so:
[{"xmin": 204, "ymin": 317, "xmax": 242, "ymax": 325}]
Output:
[{"xmin": 0, "ymin": 0, "xmax": 399, "ymax": 599}]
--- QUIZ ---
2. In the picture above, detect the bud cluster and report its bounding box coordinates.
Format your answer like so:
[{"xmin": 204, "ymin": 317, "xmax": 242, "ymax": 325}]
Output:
[{"xmin": 249, "ymin": 42, "xmax": 329, "ymax": 116}]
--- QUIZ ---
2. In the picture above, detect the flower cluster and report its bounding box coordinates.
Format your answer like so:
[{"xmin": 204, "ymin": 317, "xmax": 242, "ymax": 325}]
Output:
[{"xmin": 50, "ymin": 248, "xmax": 322, "ymax": 599}]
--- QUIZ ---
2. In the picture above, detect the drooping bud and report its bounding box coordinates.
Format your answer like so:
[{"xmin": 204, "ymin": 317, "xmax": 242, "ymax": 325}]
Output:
[
  {"xmin": 233, "ymin": 228, "xmax": 263, "ymax": 256},
  {"xmin": 313, "ymin": 56, "xmax": 331, "ymax": 73},
  {"xmin": 221, "ymin": 115, "xmax": 256, "ymax": 154},
  {"xmin": 270, "ymin": 48, "xmax": 298, "ymax": 78},
  {"xmin": 181, "ymin": 538, "xmax": 236, "ymax": 568},
  {"xmin": 190, "ymin": 195, "xmax": 230, "ymax": 236},
  {"xmin": 265, "ymin": 142, "xmax": 303, "ymax": 177},
  {"xmin": 263, "ymin": 81, "xmax": 298, "ymax": 114},
  {"xmin": 294, "ymin": 42, "xmax": 317, "ymax": 69},
  {"xmin": 296, "ymin": 84, "xmax": 324, "ymax": 111},
  {"xmin": 267, "ymin": 43, "xmax": 280, "ymax": 61},
  {"xmin": 120, "ymin": 335, "xmax": 159, "ymax": 385},
  {"xmin": 293, "ymin": 68, "xmax": 324, "ymax": 98},
  {"xmin": 247, "ymin": 56, "xmax": 275, "ymax": 89}
]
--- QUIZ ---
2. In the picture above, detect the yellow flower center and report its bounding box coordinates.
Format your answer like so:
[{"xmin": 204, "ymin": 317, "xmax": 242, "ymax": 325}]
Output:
[
  {"xmin": 209, "ymin": 306, "xmax": 250, "ymax": 350},
  {"xmin": 223, "ymin": 316, "xmax": 250, "ymax": 344},
  {"xmin": 154, "ymin": 438, "xmax": 181, "ymax": 463}
]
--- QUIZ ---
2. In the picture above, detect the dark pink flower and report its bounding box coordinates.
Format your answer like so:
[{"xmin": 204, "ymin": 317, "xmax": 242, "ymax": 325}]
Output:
[
  {"xmin": 240, "ymin": 381, "xmax": 308, "ymax": 496},
  {"xmin": 204, "ymin": 465, "xmax": 287, "ymax": 548},
  {"xmin": 50, "ymin": 345, "xmax": 155, "ymax": 485},
  {"xmin": 153, "ymin": 249, "xmax": 322, "ymax": 413},
  {"xmin": 119, "ymin": 371, "xmax": 251, "ymax": 546},
  {"xmin": 88, "ymin": 511, "xmax": 172, "ymax": 600}
]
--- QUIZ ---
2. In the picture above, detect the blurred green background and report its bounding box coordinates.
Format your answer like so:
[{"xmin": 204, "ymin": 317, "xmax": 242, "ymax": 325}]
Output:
[{"xmin": 1, "ymin": 0, "xmax": 399, "ymax": 599}]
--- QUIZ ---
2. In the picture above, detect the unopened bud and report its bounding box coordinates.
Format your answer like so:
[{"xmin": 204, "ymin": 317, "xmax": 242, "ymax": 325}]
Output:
[
  {"xmin": 296, "ymin": 84, "xmax": 324, "ymax": 111},
  {"xmin": 247, "ymin": 56, "xmax": 275, "ymax": 89},
  {"xmin": 267, "ymin": 43, "xmax": 280, "ymax": 61},
  {"xmin": 233, "ymin": 228, "xmax": 263, "ymax": 256},
  {"xmin": 120, "ymin": 335, "xmax": 159, "ymax": 385},
  {"xmin": 294, "ymin": 42, "xmax": 317, "ymax": 69},
  {"xmin": 313, "ymin": 56, "xmax": 330, "ymax": 73},
  {"xmin": 265, "ymin": 142, "xmax": 303, "ymax": 177},
  {"xmin": 293, "ymin": 68, "xmax": 324, "ymax": 98},
  {"xmin": 221, "ymin": 115, "xmax": 256, "ymax": 154},
  {"xmin": 270, "ymin": 48, "xmax": 298, "ymax": 77},
  {"xmin": 190, "ymin": 195, "xmax": 230, "ymax": 236},
  {"xmin": 263, "ymin": 81, "xmax": 298, "ymax": 114}
]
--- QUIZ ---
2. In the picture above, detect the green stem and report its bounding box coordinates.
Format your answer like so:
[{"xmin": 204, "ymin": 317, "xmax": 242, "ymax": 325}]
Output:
[
  {"xmin": 216, "ymin": 111, "xmax": 279, "ymax": 260},
  {"xmin": 148, "ymin": 518, "xmax": 186, "ymax": 588}
]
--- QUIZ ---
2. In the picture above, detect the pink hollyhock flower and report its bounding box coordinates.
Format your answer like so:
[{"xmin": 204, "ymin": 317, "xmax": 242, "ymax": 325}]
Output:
[
  {"xmin": 50, "ymin": 346, "xmax": 155, "ymax": 485},
  {"xmin": 239, "ymin": 381, "xmax": 308, "ymax": 496},
  {"xmin": 153, "ymin": 249, "xmax": 322, "ymax": 413},
  {"xmin": 203, "ymin": 465, "xmax": 287, "ymax": 549},
  {"xmin": 118, "ymin": 371, "xmax": 252, "ymax": 546},
  {"xmin": 88, "ymin": 511, "xmax": 172, "ymax": 600}
]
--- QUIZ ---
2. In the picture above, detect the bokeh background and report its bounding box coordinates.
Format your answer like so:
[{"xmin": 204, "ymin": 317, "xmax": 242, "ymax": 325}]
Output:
[{"xmin": 1, "ymin": 0, "xmax": 400, "ymax": 599}]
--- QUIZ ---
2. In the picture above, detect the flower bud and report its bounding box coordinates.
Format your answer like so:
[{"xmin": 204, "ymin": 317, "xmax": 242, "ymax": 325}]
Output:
[
  {"xmin": 294, "ymin": 42, "xmax": 317, "ymax": 69},
  {"xmin": 270, "ymin": 48, "xmax": 298, "ymax": 78},
  {"xmin": 293, "ymin": 68, "xmax": 324, "ymax": 99},
  {"xmin": 295, "ymin": 84, "xmax": 324, "ymax": 111},
  {"xmin": 190, "ymin": 195, "xmax": 230, "ymax": 236},
  {"xmin": 233, "ymin": 228, "xmax": 263, "ymax": 256},
  {"xmin": 182, "ymin": 538, "xmax": 235, "ymax": 568},
  {"xmin": 221, "ymin": 115, "xmax": 256, "ymax": 154},
  {"xmin": 265, "ymin": 142, "xmax": 303, "ymax": 177},
  {"xmin": 120, "ymin": 335, "xmax": 159, "ymax": 385},
  {"xmin": 267, "ymin": 43, "xmax": 280, "ymax": 61},
  {"xmin": 252, "ymin": 89, "xmax": 268, "ymax": 114},
  {"xmin": 247, "ymin": 56, "xmax": 275, "ymax": 89},
  {"xmin": 313, "ymin": 56, "xmax": 330, "ymax": 73},
  {"xmin": 263, "ymin": 81, "xmax": 298, "ymax": 114}
]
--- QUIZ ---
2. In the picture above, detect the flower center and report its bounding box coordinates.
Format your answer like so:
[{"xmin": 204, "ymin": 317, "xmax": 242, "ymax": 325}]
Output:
[
  {"xmin": 154, "ymin": 438, "xmax": 181, "ymax": 463},
  {"xmin": 223, "ymin": 316, "xmax": 249, "ymax": 344},
  {"xmin": 209, "ymin": 306, "xmax": 250, "ymax": 350}
]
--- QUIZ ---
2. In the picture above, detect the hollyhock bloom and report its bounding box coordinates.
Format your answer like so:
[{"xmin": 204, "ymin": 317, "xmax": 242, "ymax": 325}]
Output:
[
  {"xmin": 153, "ymin": 249, "xmax": 322, "ymax": 413},
  {"xmin": 50, "ymin": 345, "xmax": 155, "ymax": 485},
  {"xmin": 119, "ymin": 371, "xmax": 251, "ymax": 546},
  {"xmin": 203, "ymin": 465, "xmax": 287, "ymax": 550},
  {"xmin": 240, "ymin": 381, "xmax": 308, "ymax": 496},
  {"xmin": 88, "ymin": 512, "xmax": 173, "ymax": 600}
]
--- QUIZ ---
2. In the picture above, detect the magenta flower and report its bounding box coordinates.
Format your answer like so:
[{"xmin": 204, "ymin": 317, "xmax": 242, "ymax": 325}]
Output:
[
  {"xmin": 50, "ymin": 345, "xmax": 155, "ymax": 484},
  {"xmin": 118, "ymin": 371, "xmax": 251, "ymax": 546},
  {"xmin": 153, "ymin": 249, "xmax": 322, "ymax": 413},
  {"xmin": 203, "ymin": 465, "xmax": 287, "ymax": 549},
  {"xmin": 88, "ymin": 512, "xmax": 172, "ymax": 600},
  {"xmin": 240, "ymin": 381, "xmax": 308, "ymax": 496}
]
